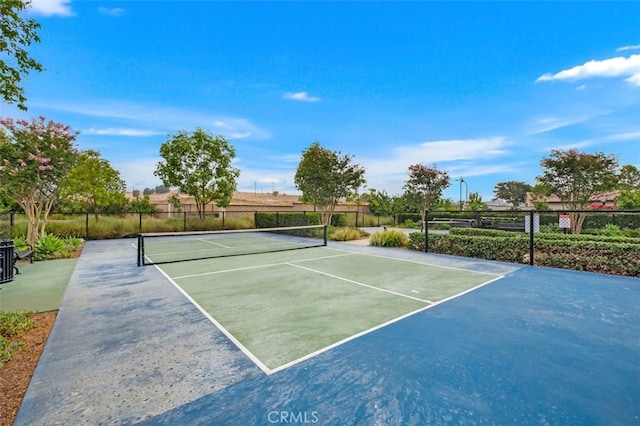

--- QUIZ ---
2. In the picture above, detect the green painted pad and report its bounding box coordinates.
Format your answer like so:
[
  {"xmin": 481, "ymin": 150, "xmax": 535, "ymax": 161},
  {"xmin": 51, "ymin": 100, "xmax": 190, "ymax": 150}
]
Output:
[
  {"xmin": 0, "ymin": 259, "xmax": 78, "ymax": 312},
  {"xmin": 163, "ymin": 248, "xmax": 500, "ymax": 372}
]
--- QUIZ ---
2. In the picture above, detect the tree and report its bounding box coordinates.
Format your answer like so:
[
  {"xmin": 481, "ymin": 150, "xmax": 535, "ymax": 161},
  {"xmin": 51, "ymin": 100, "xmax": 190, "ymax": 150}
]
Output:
[
  {"xmin": 537, "ymin": 149, "xmax": 618, "ymax": 234},
  {"xmin": 130, "ymin": 194, "xmax": 157, "ymax": 214},
  {"xmin": 294, "ymin": 142, "xmax": 366, "ymax": 226},
  {"xmin": 363, "ymin": 188, "xmax": 393, "ymax": 217},
  {"xmin": 617, "ymin": 190, "xmax": 640, "ymax": 209},
  {"xmin": 402, "ymin": 164, "xmax": 450, "ymax": 229},
  {"xmin": 1, "ymin": 0, "xmax": 43, "ymax": 110},
  {"xmin": 493, "ymin": 180, "xmax": 532, "ymax": 208},
  {"xmin": 0, "ymin": 117, "xmax": 78, "ymax": 245},
  {"xmin": 142, "ymin": 187, "xmax": 155, "ymax": 196},
  {"xmin": 60, "ymin": 150, "xmax": 127, "ymax": 220},
  {"xmin": 132, "ymin": 189, "xmax": 141, "ymax": 198},
  {"xmin": 467, "ymin": 192, "xmax": 487, "ymax": 211},
  {"xmin": 617, "ymin": 164, "xmax": 640, "ymax": 191},
  {"xmin": 154, "ymin": 129, "xmax": 240, "ymax": 220},
  {"xmin": 154, "ymin": 184, "xmax": 170, "ymax": 194}
]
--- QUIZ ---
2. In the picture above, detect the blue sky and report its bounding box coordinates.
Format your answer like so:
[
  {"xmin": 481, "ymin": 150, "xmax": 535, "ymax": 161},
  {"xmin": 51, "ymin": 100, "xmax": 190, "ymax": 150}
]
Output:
[{"xmin": 4, "ymin": 1, "xmax": 640, "ymax": 203}]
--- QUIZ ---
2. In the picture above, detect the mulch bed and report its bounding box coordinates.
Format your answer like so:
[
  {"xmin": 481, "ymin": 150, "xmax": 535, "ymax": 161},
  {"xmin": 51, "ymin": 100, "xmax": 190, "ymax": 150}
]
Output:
[{"xmin": 0, "ymin": 310, "xmax": 57, "ymax": 426}]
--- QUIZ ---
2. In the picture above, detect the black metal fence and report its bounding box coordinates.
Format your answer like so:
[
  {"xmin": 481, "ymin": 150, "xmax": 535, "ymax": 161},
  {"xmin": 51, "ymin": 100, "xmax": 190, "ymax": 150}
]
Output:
[
  {"xmin": 423, "ymin": 209, "xmax": 640, "ymax": 267},
  {"xmin": 0, "ymin": 209, "xmax": 390, "ymax": 240}
]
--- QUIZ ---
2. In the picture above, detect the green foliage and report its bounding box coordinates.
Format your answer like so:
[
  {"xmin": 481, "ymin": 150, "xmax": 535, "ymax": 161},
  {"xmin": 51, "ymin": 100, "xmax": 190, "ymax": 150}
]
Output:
[
  {"xmin": 255, "ymin": 212, "xmax": 321, "ymax": 228},
  {"xmin": 294, "ymin": 142, "xmax": 366, "ymax": 226},
  {"xmin": 330, "ymin": 213, "xmax": 347, "ymax": 227},
  {"xmin": 329, "ymin": 227, "xmax": 365, "ymax": 241},
  {"xmin": 617, "ymin": 190, "xmax": 640, "ymax": 209},
  {"xmin": 408, "ymin": 230, "xmax": 640, "ymax": 276},
  {"xmin": 0, "ymin": 0, "xmax": 43, "ymax": 110},
  {"xmin": 617, "ymin": 164, "xmax": 640, "ymax": 190},
  {"xmin": 467, "ymin": 192, "xmax": 487, "ymax": 211},
  {"xmin": 155, "ymin": 129, "xmax": 240, "ymax": 220},
  {"xmin": 363, "ymin": 188, "xmax": 394, "ymax": 216},
  {"xmin": 493, "ymin": 181, "xmax": 532, "ymax": 207},
  {"xmin": 130, "ymin": 195, "xmax": 157, "ymax": 214},
  {"xmin": 369, "ymin": 229, "xmax": 409, "ymax": 247},
  {"xmin": 34, "ymin": 234, "xmax": 66, "ymax": 259},
  {"xmin": 60, "ymin": 149, "xmax": 128, "ymax": 218},
  {"xmin": 398, "ymin": 219, "xmax": 421, "ymax": 229},
  {"xmin": 0, "ymin": 310, "xmax": 36, "ymax": 367},
  {"xmin": 537, "ymin": 149, "xmax": 618, "ymax": 234}
]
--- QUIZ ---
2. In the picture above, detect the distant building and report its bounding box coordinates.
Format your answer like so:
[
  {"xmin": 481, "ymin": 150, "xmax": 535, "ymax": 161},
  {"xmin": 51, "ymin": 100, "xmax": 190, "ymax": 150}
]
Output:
[{"xmin": 524, "ymin": 190, "xmax": 620, "ymax": 210}]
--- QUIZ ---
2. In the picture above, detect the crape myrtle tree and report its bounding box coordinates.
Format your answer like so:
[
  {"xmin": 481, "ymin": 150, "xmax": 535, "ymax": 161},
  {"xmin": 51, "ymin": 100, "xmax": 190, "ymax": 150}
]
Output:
[
  {"xmin": 60, "ymin": 149, "xmax": 128, "ymax": 220},
  {"xmin": 537, "ymin": 148, "xmax": 618, "ymax": 234},
  {"xmin": 154, "ymin": 129, "xmax": 240, "ymax": 220},
  {"xmin": 402, "ymin": 163, "xmax": 450, "ymax": 230},
  {"xmin": 1, "ymin": 0, "xmax": 43, "ymax": 110},
  {"xmin": 0, "ymin": 116, "xmax": 79, "ymax": 245},
  {"xmin": 294, "ymin": 142, "xmax": 366, "ymax": 226}
]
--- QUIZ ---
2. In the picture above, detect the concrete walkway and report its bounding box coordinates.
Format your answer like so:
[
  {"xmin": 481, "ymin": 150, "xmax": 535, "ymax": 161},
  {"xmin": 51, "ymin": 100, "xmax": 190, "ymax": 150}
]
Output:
[{"xmin": 15, "ymin": 239, "xmax": 261, "ymax": 425}]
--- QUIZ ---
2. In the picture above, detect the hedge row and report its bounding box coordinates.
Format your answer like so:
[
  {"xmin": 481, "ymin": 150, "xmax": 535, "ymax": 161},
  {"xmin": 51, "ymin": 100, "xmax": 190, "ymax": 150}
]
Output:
[{"xmin": 408, "ymin": 231, "xmax": 640, "ymax": 277}]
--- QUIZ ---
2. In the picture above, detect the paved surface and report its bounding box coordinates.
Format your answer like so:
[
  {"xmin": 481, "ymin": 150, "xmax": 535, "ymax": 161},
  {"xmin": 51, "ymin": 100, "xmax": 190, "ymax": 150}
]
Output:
[{"xmin": 15, "ymin": 238, "xmax": 640, "ymax": 425}]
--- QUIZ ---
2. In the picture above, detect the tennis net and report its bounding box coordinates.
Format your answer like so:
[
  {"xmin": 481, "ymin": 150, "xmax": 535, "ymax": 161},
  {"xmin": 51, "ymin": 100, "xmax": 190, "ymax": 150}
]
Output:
[{"xmin": 137, "ymin": 224, "xmax": 328, "ymax": 266}]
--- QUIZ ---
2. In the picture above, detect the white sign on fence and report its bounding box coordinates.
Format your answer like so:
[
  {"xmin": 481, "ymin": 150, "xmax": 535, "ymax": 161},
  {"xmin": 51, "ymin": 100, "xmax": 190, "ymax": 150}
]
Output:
[
  {"xmin": 559, "ymin": 214, "xmax": 571, "ymax": 229},
  {"xmin": 525, "ymin": 214, "xmax": 540, "ymax": 233}
]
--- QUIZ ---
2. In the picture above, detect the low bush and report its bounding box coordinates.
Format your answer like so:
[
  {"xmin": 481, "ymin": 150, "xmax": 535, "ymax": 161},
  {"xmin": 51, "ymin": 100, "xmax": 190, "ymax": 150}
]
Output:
[
  {"xmin": 408, "ymin": 231, "xmax": 640, "ymax": 276},
  {"xmin": 0, "ymin": 311, "xmax": 35, "ymax": 367},
  {"xmin": 330, "ymin": 227, "xmax": 366, "ymax": 241},
  {"xmin": 369, "ymin": 229, "xmax": 409, "ymax": 247}
]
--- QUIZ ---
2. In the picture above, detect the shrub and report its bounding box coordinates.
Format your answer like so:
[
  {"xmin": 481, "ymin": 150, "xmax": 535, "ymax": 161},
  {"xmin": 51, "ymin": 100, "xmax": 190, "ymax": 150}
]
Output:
[
  {"xmin": 330, "ymin": 227, "xmax": 366, "ymax": 241},
  {"xmin": 369, "ymin": 229, "xmax": 409, "ymax": 247},
  {"xmin": 0, "ymin": 311, "xmax": 35, "ymax": 367}
]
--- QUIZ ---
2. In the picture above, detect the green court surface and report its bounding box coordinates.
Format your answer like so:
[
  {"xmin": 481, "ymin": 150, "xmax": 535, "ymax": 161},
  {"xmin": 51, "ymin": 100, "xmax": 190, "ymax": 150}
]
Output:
[
  {"xmin": 0, "ymin": 259, "xmax": 77, "ymax": 312},
  {"xmin": 158, "ymin": 247, "xmax": 500, "ymax": 373}
]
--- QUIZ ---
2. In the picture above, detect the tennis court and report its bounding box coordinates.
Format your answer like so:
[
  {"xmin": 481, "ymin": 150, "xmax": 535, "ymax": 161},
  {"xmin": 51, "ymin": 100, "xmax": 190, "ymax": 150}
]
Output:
[
  {"xmin": 14, "ymin": 233, "xmax": 640, "ymax": 425},
  {"xmin": 154, "ymin": 244, "xmax": 501, "ymax": 373}
]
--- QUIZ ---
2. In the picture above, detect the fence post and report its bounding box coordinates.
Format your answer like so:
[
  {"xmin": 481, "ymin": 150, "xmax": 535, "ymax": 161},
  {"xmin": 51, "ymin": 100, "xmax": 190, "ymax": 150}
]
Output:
[
  {"xmin": 529, "ymin": 210, "xmax": 534, "ymax": 266},
  {"xmin": 424, "ymin": 209, "xmax": 429, "ymax": 253},
  {"xmin": 183, "ymin": 212, "xmax": 187, "ymax": 231},
  {"xmin": 222, "ymin": 210, "xmax": 225, "ymax": 229},
  {"xmin": 139, "ymin": 212, "xmax": 142, "ymax": 231}
]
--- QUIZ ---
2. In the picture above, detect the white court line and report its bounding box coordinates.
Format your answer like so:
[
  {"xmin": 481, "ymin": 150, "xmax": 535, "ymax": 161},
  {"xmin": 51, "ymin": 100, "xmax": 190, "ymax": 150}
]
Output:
[
  {"xmin": 329, "ymin": 246, "xmax": 501, "ymax": 276},
  {"xmin": 198, "ymin": 238, "xmax": 231, "ymax": 248},
  {"xmin": 270, "ymin": 273, "xmax": 505, "ymax": 374},
  {"xmin": 172, "ymin": 252, "xmax": 356, "ymax": 280},
  {"xmin": 286, "ymin": 262, "xmax": 433, "ymax": 304},
  {"xmin": 153, "ymin": 263, "xmax": 273, "ymax": 375}
]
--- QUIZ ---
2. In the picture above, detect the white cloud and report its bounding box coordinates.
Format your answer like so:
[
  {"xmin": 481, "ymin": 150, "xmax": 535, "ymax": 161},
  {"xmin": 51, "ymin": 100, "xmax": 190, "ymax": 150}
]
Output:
[
  {"xmin": 35, "ymin": 99, "xmax": 272, "ymax": 140},
  {"xmin": 283, "ymin": 92, "xmax": 321, "ymax": 102},
  {"xmin": 28, "ymin": 0, "xmax": 74, "ymax": 16},
  {"xmin": 358, "ymin": 137, "xmax": 513, "ymax": 194},
  {"xmin": 83, "ymin": 127, "xmax": 164, "ymax": 137},
  {"xmin": 536, "ymin": 54, "xmax": 640, "ymax": 86},
  {"xmin": 527, "ymin": 115, "xmax": 589, "ymax": 135},
  {"xmin": 617, "ymin": 45, "xmax": 640, "ymax": 52},
  {"xmin": 98, "ymin": 7, "xmax": 125, "ymax": 17}
]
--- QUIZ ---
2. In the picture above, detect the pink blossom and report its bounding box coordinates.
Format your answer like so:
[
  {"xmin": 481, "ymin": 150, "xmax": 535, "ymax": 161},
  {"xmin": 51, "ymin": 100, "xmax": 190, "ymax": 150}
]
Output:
[
  {"xmin": 38, "ymin": 165, "xmax": 48, "ymax": 171},
  {"xmin": 0, "ymin": 166, "xmax": 4, "ymax": 171},
  {"xmin": 28, "ymin": 152, "xmax": 37, "ymax": 160},
  {"xmin": 50, "ymin": 143, "xmax": 57, "ymax": 149}
]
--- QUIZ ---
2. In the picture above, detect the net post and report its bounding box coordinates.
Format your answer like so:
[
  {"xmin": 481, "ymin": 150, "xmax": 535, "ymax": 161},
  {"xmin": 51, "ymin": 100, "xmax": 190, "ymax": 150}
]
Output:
[
  {"xmin": 424, "ymin": 209, "xmax": 429, "ymax": 253},
  {"xmin": 323, "ymin": 224, "xmax": 328, "ymax": 246},
  {"xmin": 137, "ymin": 233, "xmax": 142, "ymax": 266}
]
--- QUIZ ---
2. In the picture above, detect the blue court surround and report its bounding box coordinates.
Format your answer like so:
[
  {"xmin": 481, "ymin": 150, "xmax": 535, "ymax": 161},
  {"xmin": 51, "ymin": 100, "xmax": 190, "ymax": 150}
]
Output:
[{"xmin": 141, "ymin": 266, "xmax": 640, "ymax": 425}]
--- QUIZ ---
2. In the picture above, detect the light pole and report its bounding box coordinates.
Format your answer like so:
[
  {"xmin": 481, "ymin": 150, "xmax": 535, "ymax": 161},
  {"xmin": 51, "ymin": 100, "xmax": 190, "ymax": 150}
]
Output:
[{"xmin": 459, "ymin": 177, "xmax": 468, "ymax": 211}]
